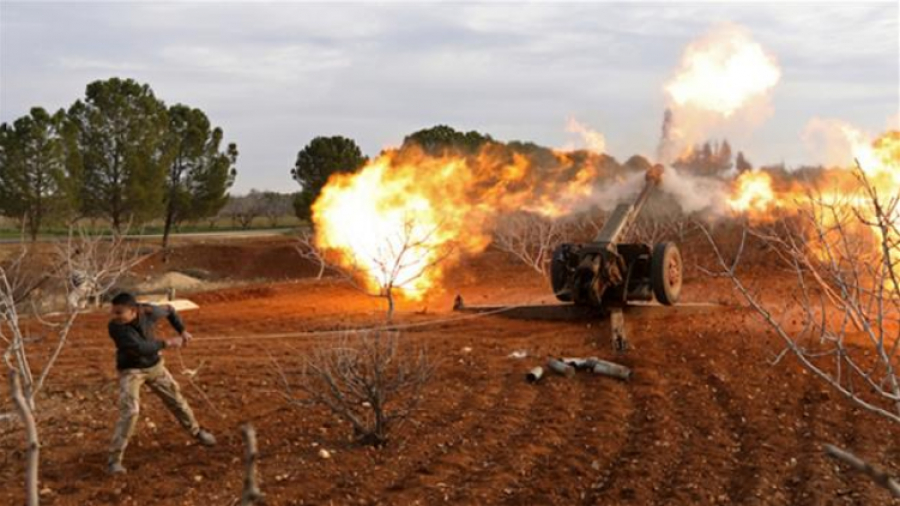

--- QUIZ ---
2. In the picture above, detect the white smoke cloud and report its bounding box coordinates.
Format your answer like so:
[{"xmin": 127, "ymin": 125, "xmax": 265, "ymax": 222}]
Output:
[
  {"xmin": 660, "ymin": 166, "xmax": 729, "ymax": 214},
  {"xmin": 801, "ymin": 117, "xmax": 866, "ymax": 168},
  {"xmin": 565, "ymin": 117, "xmax": 607, "ymax": 154}
]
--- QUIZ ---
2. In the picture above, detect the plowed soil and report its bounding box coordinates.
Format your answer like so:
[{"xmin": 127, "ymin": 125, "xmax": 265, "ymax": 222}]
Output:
[{"xmin": 2, "ymin": 237, "xmax": 900, "ymax": 505}]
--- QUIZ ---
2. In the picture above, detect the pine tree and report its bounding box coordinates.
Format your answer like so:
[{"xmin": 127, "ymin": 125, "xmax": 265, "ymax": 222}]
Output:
[
  {"xmin": 67, "ymin": 78, "xmax": 169, "ymax": 232},
  {"xmin": 161, "ymin": 105, "xmax": 237, "ymax": 249},
  {"xmin": 0, "ymin": 108, "xmax": 69, "ymax": 239}
]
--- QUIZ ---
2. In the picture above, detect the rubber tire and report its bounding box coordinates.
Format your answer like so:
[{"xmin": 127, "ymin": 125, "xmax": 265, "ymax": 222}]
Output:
[
  {"xmin": 651, "ymin": 242, "xmax": 682, "ymax": 306},
  {"xmin": 550, "ymin": 244, "xmax": 574, "ymax": 302}
]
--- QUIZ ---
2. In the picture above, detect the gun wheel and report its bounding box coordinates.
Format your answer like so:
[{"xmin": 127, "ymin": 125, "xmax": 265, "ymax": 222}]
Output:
[
  {"xmin": 651, "ymin": 242, "xmax": 682, "ymax": 306},
  {"xmin": 550, "ymin": 244, "xmax": 575, "ymax": 302}
]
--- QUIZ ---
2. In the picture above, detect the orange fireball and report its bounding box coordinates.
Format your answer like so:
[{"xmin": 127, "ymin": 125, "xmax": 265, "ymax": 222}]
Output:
[
  {"xmin": 727, "ymin": 171, "xmax": 777, "ymax": 215},
  {"xmin": 665, "ymin": 24, "xmax": 781, "ymax": 118},
  {"xmin": 312, "ymin": 144, "xmax": 613, "ymax": 300}
]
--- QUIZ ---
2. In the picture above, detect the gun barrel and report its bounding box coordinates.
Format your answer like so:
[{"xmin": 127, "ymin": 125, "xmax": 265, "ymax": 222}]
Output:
[{"xmin": 593, "ymin": 164, "xmax": 664, "ymax": 244}]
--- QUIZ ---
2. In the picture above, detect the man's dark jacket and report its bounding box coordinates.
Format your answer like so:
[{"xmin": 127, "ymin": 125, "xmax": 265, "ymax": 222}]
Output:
[{"xmin": 108, "ymin": 304, "xmax": 185, "ymax": 370}]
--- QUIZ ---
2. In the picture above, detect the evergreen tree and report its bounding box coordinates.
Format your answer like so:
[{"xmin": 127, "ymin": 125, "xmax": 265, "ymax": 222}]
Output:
[
  {"xmin": 0, "ymin": 107, "xmax": 69, "ymax": 239},
  {"xmin": 402, "ymin": 125, "xmax": 493, "ymax": 154},
  {"xmin": 161, "ymin": 104, "xmax": 237, "ymax": 248},
  {"xmin": 67, "ymin": 78, "xmax": 169, "ymax": 232},
  {"xmin": 290, "ymin": 136, "xmax": 367, "ymax": 220}
]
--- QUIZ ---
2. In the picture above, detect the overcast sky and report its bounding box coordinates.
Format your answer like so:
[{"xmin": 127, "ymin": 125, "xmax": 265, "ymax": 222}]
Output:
[{"xmin": 1, "ymin": 1, "xmax": 897, "ymax": 193}]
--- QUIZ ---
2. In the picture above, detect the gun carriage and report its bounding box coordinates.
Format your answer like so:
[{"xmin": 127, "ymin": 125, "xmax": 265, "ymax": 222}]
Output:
[{"xmin": 550, "ymin": 164, "xmax": 683, "ymax": 309}]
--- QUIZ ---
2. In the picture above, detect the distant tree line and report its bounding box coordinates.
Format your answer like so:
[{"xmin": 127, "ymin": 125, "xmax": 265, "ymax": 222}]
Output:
[
  {"xmin": 217, "ymin": 190, "xmax": 296, "ymax": 229},
  {"xmin": 672, "ymin": 139, "xmax": 754, "ymax": 175},
  {"xmin": 0, "ymin": 77, "xmax": 238, "ymax": 246}
]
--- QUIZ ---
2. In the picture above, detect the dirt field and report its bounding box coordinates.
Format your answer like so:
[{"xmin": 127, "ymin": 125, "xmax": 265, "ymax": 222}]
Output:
[{"xmin": 2, "ymin": 237, "xmax": 900, "ymax": 505}]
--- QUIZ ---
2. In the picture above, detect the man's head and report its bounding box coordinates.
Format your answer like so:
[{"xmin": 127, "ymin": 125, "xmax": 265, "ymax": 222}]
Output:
[{"xmin": 110, "ymin": 292, "xmax": 139, "ymax": 324}]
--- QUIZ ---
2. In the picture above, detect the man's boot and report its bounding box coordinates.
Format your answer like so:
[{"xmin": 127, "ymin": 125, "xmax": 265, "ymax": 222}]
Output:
[
  {"xmin": 196, "ymin": 429, "xmax": 216, "ymax": 447},
  {"xmin": 108, "ymin": 462, "xmax": 127, "ymax": 475}
]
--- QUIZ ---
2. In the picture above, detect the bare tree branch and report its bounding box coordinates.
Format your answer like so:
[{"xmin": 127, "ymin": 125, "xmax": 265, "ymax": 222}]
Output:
[
  {"xmin": 1, "ymin": 226, "xmax": 139, "ymax": 504},
  {"xmin": 277, "ymin": 330, "xmax": 434, "ymax": 446},
  {"xmin": 700, "ymin": 164, "xmax": 900, "ymax": 427},
  {"xmin": 825, "ymin": 444, "xmax": 900, "ymax": 498}
]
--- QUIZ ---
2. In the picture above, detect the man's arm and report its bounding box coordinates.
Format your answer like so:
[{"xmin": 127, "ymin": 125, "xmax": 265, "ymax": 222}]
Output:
[
  {"xmin": 148, "ymin": 304, "xmax": 187, "ymax": 334},
  {"xmin": 149, "ymin": 304, "xmax": 192, "ymax": 343},
  {"xmin": 109, "ymin": 323, "xmax": 168, "ymax": 359}
]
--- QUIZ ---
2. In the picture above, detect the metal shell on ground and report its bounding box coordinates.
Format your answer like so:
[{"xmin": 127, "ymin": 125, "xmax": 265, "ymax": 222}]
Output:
[
  {"xmin": 591, "ymin": 359, "xmax": 633, "ymax": 381},
  {"xmin": 526, "ymin": 367, "xmax": 544, "ymax": 383},
  {"xmin": 546, "ymin": 358, "xmax": 576, "ymax": 378}
]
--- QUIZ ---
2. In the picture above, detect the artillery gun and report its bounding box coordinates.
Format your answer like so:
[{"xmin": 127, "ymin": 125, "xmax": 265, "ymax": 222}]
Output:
[{"xmin": 550, "ymin": 164, "xmax": 683, "ymax": 310}]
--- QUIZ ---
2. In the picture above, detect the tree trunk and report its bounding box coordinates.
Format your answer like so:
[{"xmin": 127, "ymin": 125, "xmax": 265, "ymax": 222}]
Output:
[
  {"xmin": 8, "ymin": 368, "xmax": 40, "ymax": 506},
  {"xmin": 162, "ymin": 206, "xmax": 175, "ymax": 261},
  {"xmin": 162, "ymin": 213, "xmax": 173, "ymax": 249},
  {"xmin": 29, "ymin": 197, "xmax": 42, "ymax": 242},
  {"xmin": 240, "ymin": 424, "xmax": 263, "ymax": 505},
  {"xmin": 163, "ymin": 161, "xmax": 183, "ymax": 253},
  {"xmin": 28, "ymin": 217, "xmax": 39, "ymax": 243},
  {"xmin": 111, "ymin": 212, "xmax": 121, "ymax": 235},
  {"xmin": 316, "ymin": 258, "xmax": 326, "ymax": 280},
  {"xmin": 386, "ymin": 290, "xmax": 394, "ymax": 322}
]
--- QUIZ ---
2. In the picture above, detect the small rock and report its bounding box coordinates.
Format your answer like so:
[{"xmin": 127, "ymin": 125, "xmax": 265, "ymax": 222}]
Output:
[{"xmin": 319, "ymin": 449, "xmax": 331, "ymax": 459}]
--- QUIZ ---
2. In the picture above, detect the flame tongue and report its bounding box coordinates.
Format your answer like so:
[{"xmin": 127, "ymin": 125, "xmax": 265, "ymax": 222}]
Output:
[
  {"xmin": 312, "ymin": 145, "xmax": 607, "ymax": 300},
  {"xmin": 726, "ymin": 129, "xmax": 900, "ymax": 268},
  {"xmin": 312, "ymin": 158, "xmax": 471, "ymax": 298},
  {"xmin": 727, "ymin": 130, "xmax": 900, "ymax": 221},
  {"xmin": 727, "ymin": 171, "xmax": 776, "ymax": 214}
]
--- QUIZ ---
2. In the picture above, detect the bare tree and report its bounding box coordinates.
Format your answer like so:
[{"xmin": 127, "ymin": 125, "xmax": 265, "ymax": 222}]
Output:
[
  {"xmin": 701, "ymin": 164, "xmax": 900, "ymax": 498},
  {"xmin": 258, "ymin": 192, "xmax": 293, "ymax": 228},
  {"xmin": 492, "ymin": 212, "xmax": 578, "ymax": 278},
  {"xmin": 205, "ymin": 213, "xmax": 222, "ymax": 230},
  {"xmin": 221, "ymin": 192, "xmax": 263, "ymax": 230},
  {"xmin": 274, "ymin": 330, "xmax": 433, "ymax": 447},
  {"xmin": 1, "ymin": 228, "xmax": 139, "ymax": 505},
  {"xmin": 316, "ymin": 217, "xmax": 454, "ymax": 321},
  {"xmin": 670, "ymin": 214, "xmax": 699, "ymax": 244},
  {"xmin": 60, "ymin": 228, "xmax": 144, "ymax": 309},
  {"xmin": 625, "ymin": 214, "xmax": 675, "ymax": 248},
  {"xmin": 294, "ymin": 228, "xmax": 332, "ymax": 280},
  {"xmin": 366, "ymin": 218, "xmax": 454, "ymax": 320},
  {"xmin": 575, "ymin": 209, "xmax": 607, "ymax": 242},
  {"xmin": 625, "ymin": 209, "xmax": 700, "ymax": 248}
]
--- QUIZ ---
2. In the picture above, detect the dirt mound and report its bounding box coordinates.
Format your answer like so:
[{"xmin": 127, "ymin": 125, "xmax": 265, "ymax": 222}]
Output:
[
  {"xmin": 190, "ymin": 285, "xmax": 278, "ymax": 304},
  {"xmin": 138, "ymin": 238, "xmax": 321, "ymax": 282},
  {"xmin": 135, "ymin": 272, "xmax": 204, "ymax": 293}
]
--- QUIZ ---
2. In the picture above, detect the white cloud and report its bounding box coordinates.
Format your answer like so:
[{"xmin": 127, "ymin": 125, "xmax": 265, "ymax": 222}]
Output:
[{"xmin": 1, "ymin": 1, "xmax": 896, "ymax": 193}]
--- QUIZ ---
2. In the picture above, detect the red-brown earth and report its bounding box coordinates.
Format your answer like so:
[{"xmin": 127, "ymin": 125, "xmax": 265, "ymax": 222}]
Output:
[{"xmin": 2, "ymin": 234, "xmax": 899, "ymax": 505}]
